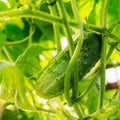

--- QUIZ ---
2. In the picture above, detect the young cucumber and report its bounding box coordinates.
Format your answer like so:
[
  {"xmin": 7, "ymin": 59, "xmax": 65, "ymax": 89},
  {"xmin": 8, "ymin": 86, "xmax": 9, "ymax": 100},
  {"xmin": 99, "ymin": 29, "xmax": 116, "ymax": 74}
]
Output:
[{"xmin": 35, "ymin": 33, "xmax": 101, "ymax": 99}]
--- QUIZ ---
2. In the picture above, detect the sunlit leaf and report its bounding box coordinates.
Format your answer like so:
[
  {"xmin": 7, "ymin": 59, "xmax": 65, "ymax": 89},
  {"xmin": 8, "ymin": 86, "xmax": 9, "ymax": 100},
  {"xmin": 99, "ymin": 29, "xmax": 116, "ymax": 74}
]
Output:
[
  {"xmin": 15, "ymin": 44, "xmax": 42, "ymax": 77},
  {"xmin": 88, "ymin": 0, "xmax": 104, "ymax": 26},
  {"xmin": 7, "ymin": 0, "xmax": 17, "ymax": 8},
  {"xmin": 15, "ymin": 77, "xmax": 35, "ymax": 111},
  {"xmin": 0, "ymin": 61, "xmax": 17, "ymax": 102},
  {"xmin": 0, "ymin": 1, "xmax": 8, "ymax": 11},
  {"xmin": 0, "ymin": 60, "xmax": 35, "ymax": 110},
  {"xmin": 77, "ymin": 0, "xmax": 95, "ymax": 21}
]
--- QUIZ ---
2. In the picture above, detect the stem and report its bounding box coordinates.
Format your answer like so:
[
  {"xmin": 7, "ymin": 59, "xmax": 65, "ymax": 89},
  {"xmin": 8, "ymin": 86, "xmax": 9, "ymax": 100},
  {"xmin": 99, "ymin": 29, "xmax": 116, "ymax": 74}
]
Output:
[
  {"xmin": 109, "ymin": 20, "xmax": 120, "ymax": 32},
  {"xmin": 0, "ymin": 9, "xmax": 120, "ymax": 42},
  {"xmin": 71, "ymin": 0, "xmax": 84, "ymax": 98},
  {"xmin": 57, "ymin": 0, "xmax": 74, "ymax": 56},
  {"xmin": 99, "ymin": 35, "xmax": 108, "ymax": 109},
  {"xmin": 107, "ymin": 42, "xmax": 118, "ymax": 59},
  {"xmin": 73, "ymin": 104, "xmax": 84, "ymax": 118},
  {"xmin": 56, "ymin": 98, "xmax": 78, "ymax": 120},
  {"xmin": 2, "ymin": 47, "xmax": 13, "ymax": 62},
  {"xmin": 73, "ymin": 71, "xmax": 100, "ymax": 104},
  {"xmin": 99, "ymin": 0, "xmax": 110, "ymax": 109},
  {"xmin": 48, "ymin": 3, "xmax": 62, "ymax": 52},
  {"xmin": 109, "ymin": 34, "xmax": 120, "ymax": 42},
  {"xmin": 102, "ymin": 0, "xmax": 110, "ymax": 27},
  {"xmin": 28, "ymin": 19, "xmax": 35, "ymax": 45},
  {"xmin": 57, "ymin": 0, "xmax": 74, "ymax": 105},
  {"xmin": 67, "ymin": 1, "xmax": 84, "ymax": 116}
]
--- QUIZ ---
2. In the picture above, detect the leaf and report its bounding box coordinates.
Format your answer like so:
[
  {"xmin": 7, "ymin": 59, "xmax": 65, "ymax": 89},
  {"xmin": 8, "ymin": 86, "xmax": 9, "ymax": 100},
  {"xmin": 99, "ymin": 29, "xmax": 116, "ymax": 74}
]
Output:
[
  {"xmin": 0, "ymin": 31, "xmax": 7, "ymax": 50},
  {"xmin": 0, "ymin": 1, "xmax": 8, "ymax": 11},
  {"xmin": 2, "ymin": 108, "xmax": 32, "ymax": 120},
  {"xmin": 15, "ymin": 44, "xmax": 42, "ymax": 77},
  {"xmin": 5, "ymin": 23, "xmax": 25, "ymax": 41},
  {"xmin": 77, "ymin": 0, "xmax": 95, "ymax": 21},
  {"xmin": 0, "ymin": 60, "xmax": 35, "ymax": 110},
  {"xmin": 5, "ymin": 45, "xmax": 27, "ymax": 61},
  {"xmin": 107, "ymin": 0, "xmax": 120, "ymax": 24},
  {"xmin": 88, "ymin": 0, "xmax": 104, "ymax": 26},
  {"xmin": 15, "ymin": 76, "xmax": 35, "ymax": 111},
  {"xmin": 7, "ymin": 0, "xmax": 17, "ymax": 8},
  {"xmin": 34, "ymin": 19, "xmax": 54, "ymax": 41},
  {"xmin": 0, "ymin": 61, "xmax": 17, "ymax": 102}
]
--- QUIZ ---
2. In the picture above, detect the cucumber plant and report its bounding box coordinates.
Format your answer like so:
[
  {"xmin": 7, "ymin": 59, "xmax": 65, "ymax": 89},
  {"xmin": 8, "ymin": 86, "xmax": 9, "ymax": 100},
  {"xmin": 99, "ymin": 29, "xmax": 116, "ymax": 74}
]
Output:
[{"xmin": 0, "ymin": 0, "xmax": 120, "ymax": 120}]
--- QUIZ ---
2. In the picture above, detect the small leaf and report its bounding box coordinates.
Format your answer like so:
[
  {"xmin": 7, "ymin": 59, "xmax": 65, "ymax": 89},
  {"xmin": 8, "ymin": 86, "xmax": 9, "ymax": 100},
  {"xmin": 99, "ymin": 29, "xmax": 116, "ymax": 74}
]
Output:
[{"xmin": 15, "ymin": 44, "xmax": 42, "ymax": 77}]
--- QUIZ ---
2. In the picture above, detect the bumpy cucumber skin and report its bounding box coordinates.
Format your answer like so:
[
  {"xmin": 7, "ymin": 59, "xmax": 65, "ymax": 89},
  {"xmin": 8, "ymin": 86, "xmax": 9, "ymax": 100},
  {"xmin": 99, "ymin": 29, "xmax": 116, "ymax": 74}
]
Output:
[{"xmin": 35, "ymin": 33, "xmax": 101, "ymax": 99}]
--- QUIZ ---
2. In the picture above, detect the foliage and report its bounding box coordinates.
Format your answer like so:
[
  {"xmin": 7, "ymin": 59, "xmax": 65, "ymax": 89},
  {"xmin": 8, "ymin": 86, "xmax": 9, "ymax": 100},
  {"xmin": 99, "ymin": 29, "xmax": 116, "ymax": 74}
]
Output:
[{"xmin": 0, "ymin": 0, "xmax": 120, "ymax": 120}]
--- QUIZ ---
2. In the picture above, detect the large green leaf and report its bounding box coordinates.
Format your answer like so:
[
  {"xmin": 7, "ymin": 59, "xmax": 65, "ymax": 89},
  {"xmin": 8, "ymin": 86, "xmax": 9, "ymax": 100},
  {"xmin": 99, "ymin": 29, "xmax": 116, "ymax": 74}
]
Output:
[
  {"xmin": 0, "ymin": 60, "xmax": 35, "ymax": 110},
  {"xmin": 0, "ymin": 61, "xmax": 18, "ymax": 102},
  {"xmin": 15, "ymin": 44, "xmax": 42, "ymax": 77}
]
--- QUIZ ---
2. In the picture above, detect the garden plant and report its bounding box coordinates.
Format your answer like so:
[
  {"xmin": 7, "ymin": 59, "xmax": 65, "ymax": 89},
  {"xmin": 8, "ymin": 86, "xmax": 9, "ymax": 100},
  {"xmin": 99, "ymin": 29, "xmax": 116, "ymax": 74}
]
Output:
[{"xmin": 0, "ymin": 0, "xmax": 120, "ymax": 119}]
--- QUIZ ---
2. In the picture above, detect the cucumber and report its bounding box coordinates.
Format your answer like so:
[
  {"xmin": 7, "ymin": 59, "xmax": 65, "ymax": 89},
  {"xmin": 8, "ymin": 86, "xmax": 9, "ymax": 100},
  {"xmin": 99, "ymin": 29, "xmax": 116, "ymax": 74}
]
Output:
[{"xmin": 35, "ymin": 33, "xmax": 101, "ymax": 99}]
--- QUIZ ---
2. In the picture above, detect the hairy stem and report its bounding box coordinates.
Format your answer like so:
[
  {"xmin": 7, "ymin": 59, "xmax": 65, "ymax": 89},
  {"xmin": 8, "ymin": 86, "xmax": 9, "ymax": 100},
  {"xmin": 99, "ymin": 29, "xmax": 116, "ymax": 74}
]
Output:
[
  {"xmin": 99, "ymin": 0, "xmax": 110, "ymax": 109},
  {"xmin": 57, "ymin": 0, "xmax": 74, "ymax": 105},
  {"xmin": 48, "ymin": 3, "xmax": 62, "ymax": 52},
  {"xmin": 109, "ymin": 20, "xmax": 120, "ymax": 32},
  {"xmin": 0, "ymin": 9, "xmax": 120, "ymax": 42},
  {"xmin": 57, "ymin": 0, "xmax": 74, "ymax": 56}
]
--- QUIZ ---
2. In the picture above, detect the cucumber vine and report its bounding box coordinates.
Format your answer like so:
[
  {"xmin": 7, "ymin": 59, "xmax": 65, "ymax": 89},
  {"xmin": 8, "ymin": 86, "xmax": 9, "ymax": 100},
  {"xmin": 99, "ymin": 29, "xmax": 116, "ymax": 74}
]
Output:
[{"xmin": 0, "ymin": 0, "xmax": 120, "ymax": 120}]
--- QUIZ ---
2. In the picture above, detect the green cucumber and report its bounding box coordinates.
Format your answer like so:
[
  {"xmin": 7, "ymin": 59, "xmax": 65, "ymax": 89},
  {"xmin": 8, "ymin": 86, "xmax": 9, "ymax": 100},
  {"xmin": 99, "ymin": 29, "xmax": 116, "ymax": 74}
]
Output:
[{"xmin": 35, "ymin": 33, "xmax": 101, "ymax": 99}]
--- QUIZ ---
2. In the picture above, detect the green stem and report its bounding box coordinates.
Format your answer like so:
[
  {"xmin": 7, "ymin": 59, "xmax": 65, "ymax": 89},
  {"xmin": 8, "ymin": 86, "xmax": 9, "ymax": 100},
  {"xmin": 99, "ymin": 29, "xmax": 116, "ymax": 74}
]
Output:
[
  {"xmin": 57, "ymin": 0, "xmax": 74, "ymax": 105},
  {"xmin": 73, "ymin": 104, "xmax": 84, "ymax": 119},
  {"xmin": 107, "ymin": 42, "xmax": 118, "ymax": 59},
  {"xmin": 73, "ymin": 71, "xmax": 100, "ymax": 104},
  {"xmin": 57, "ymin": 0, "xmax": 74, "ymax": 56},
  {"xmin": 99, "ymin": 0, "xmax": 110, "ymax": 109},
  {"xmin": 56, "ymin": 98, "xmax": 78, "ymax": 120},
  {"xmin": 2, "ymin": 47, "xmax": 13, "ymax": 62},
  {"xmin": 99, "ymin": 35, "xmax": 108, "ymax": 109},
  {"xmin": 28, "ymin": 19, "xmax": 35, "ymax": 45},
  {"xmin": 0, "ymin": 9, "xmax": 120, "ymax": 42},
  {"xmin": 102, "ymin": 0, "xmax": 110, "ymax": 27},
  {"xmin": 63, "ymin": 0, "xmax": 84, "ymax": 105},
  {"xmin": 109, "ymin": 34, "xmax": 120, "ymax": 42},
  {"xmin": 70, "ymin": 0, "xmax": 84, "ymax": 99},
  {"xmin": 69, "ymin": 0, "xmax": 84, "ymax": 117},
  {"xmin": 109, "ymin": 20, "xmax": 120, "ymax": 32},
  {"xmin": 48, "ymin": 3, "xmax": 62, "ymax": 52}
]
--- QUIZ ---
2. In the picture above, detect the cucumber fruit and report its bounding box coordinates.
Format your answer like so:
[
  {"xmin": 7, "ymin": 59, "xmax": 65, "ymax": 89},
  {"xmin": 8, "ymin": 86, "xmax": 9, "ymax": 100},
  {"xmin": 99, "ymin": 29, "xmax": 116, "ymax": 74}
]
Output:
[{"xmin": 35, "ymin": 33, "xmax": 101, "ymax": 99}]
